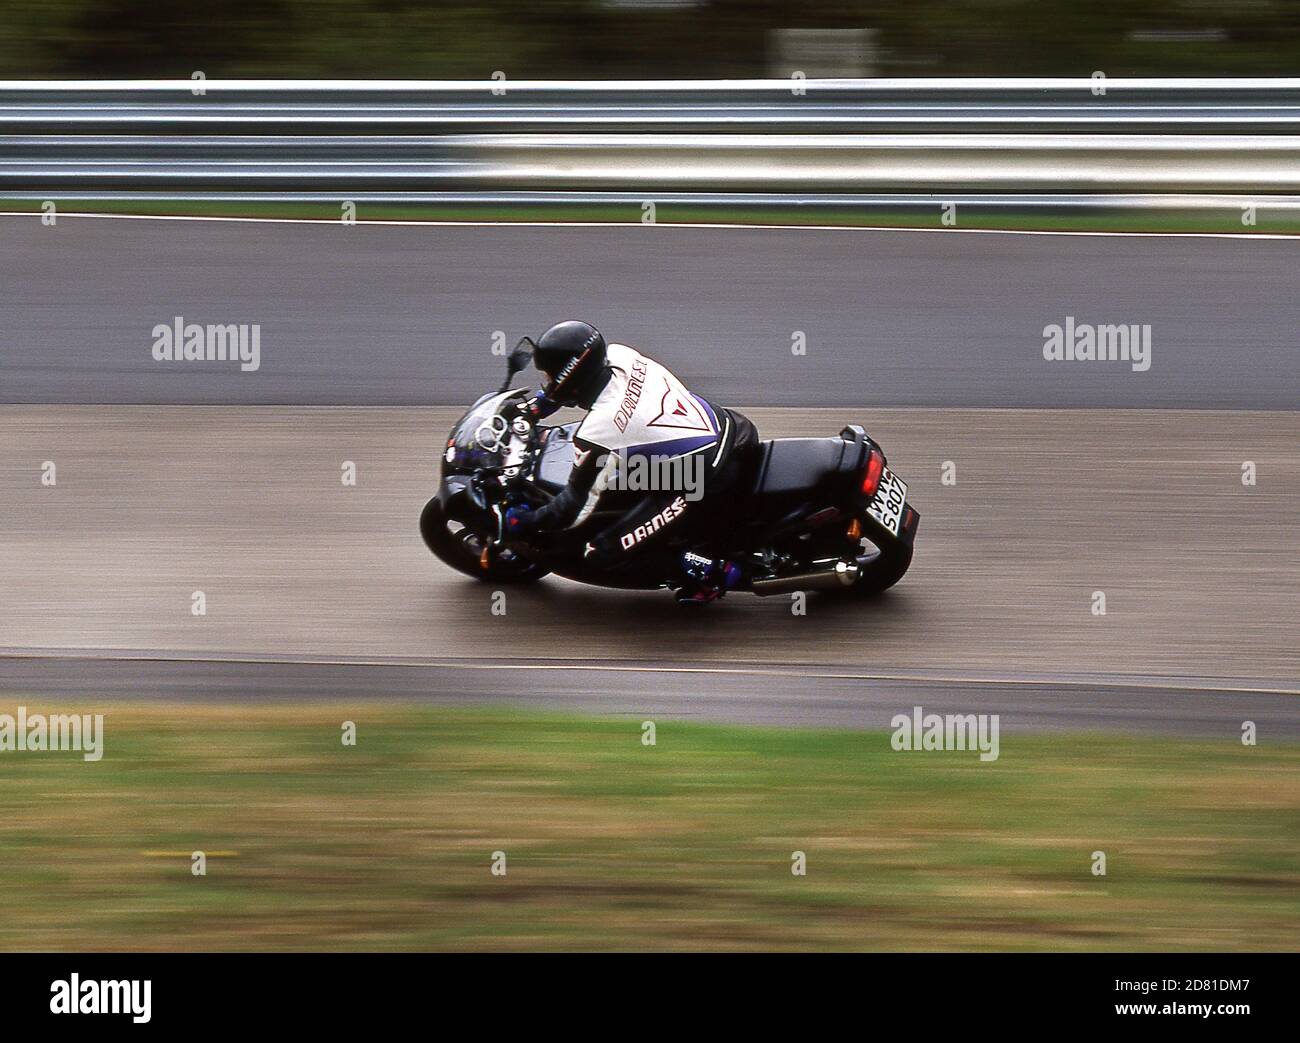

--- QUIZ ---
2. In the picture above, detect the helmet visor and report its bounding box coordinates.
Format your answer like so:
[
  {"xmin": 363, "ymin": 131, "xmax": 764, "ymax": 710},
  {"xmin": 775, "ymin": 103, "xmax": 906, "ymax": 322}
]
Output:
[{"xmin": 543, "ymin": 346, "xmax": 593, "ymax": 403}]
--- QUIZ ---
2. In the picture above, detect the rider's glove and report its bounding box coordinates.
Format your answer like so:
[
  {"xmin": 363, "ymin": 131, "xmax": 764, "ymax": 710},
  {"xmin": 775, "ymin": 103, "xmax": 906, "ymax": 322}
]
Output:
[
  {"xmin": 505, "ymin": 390, "xmax": 561, "ymax": 424},
  {"xmin": 501, "ymin": 398, "xmax": 533, "ymax": 424},
  {"xmin": 502, "ymin": 505, "xmax": 535, "ymax": 540},
  {"xmin": 503, "ymin": 394, "xmax": 534, "ymax": 421}
]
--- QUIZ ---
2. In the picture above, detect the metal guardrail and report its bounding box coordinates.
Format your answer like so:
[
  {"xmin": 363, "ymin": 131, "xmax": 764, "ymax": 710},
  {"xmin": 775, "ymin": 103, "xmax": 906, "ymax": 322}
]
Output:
[
  {"xmin": 3, "ymin": 79, "xmax": 1299, "ymax": 195},
  {"xmin": 7, "ymin": 78, "xmax": 1300, "ymax": 133}
]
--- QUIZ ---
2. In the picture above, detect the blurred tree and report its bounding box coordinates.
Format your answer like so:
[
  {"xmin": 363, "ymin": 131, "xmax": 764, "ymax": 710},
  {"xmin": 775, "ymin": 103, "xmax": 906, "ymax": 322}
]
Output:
[{"xmin": 0, "ymin": 0, "xmax": 1297, "ymax": 77}]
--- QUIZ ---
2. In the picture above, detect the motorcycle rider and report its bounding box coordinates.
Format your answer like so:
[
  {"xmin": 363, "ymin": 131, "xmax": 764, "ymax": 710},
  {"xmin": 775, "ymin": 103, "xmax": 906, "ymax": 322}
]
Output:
[{"xmin": 500, "ymin": 320, "xmax": 758, "ymax": 603}]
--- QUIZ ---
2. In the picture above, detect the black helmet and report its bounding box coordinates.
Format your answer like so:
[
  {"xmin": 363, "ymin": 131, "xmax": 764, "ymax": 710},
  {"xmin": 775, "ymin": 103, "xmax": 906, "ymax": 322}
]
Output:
[{"xmin": 534, "ymin": 320, "xmax": 608, "ymax": 406}]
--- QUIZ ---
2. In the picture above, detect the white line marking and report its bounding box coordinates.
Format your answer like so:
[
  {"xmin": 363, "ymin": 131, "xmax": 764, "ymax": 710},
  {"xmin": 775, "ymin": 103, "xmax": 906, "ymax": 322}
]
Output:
[
  {"xmin": 2, "ymin": 648, "xmax": 1295, "ymax": 695},
  {"xmin": 312, "ymin": 661, "xmax": 1300, "ymax": 695},
  {"xmin": 2, "ymin": 210, "xmax": 1300, "ymax": 240}
]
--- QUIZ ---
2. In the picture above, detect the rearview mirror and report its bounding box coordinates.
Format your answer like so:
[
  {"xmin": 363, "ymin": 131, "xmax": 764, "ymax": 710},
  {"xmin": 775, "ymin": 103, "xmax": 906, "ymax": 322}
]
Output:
[
  {"xmin": 508, "ymin": 340, "xmax": 534, "ymax": 375},
  {"xmin": 499, "ymin": 337, "xmax": 535, "ymax": 392}
]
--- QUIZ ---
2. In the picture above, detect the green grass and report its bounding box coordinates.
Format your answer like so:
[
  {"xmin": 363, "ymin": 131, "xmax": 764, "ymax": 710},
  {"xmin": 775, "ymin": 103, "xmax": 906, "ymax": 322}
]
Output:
[
  {"xmin": 0, "ymin": 703, "xmax": 1295, "ymax": 951},
  {"xmin": 4, "ymin": 196, "xmax": 1300, "ymax": 234}
]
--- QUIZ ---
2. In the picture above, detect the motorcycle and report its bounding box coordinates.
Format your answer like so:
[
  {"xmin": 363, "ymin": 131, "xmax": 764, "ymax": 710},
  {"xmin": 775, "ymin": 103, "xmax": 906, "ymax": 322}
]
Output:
[{"xmin": 420, "ymin": 342, "xmax": 919, "ymax": 599}]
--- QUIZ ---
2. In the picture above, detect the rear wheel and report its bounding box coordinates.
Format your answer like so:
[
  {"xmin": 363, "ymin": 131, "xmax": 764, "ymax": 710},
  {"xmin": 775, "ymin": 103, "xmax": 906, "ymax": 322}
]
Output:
[
  {"xmin": 419, "ymin": 497, "xmax": 550, "ymax": 585},
  {"xmin": 769, "ymin": 524, "xmax": 913, "ymax": 597},
  {"xmin": 797, "ymin": 525, "xmax": 911, "ymax": 598},
  {"xmin": 846, "ymin": 533, "xmax": 914, "ymax": 595}
]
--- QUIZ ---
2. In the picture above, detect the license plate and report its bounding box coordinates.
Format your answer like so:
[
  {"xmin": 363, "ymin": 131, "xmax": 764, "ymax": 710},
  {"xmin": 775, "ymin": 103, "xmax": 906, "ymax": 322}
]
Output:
[{"xmin": 866, "ymin": 467, "xmax": 908, "ymax": 536}]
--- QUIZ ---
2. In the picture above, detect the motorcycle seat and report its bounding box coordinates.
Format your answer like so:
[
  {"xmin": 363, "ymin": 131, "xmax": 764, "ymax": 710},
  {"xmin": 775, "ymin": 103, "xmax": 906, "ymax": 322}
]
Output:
[{"xmin": 750, "ymin": 437, "xmax": 854, "ymax": 496}]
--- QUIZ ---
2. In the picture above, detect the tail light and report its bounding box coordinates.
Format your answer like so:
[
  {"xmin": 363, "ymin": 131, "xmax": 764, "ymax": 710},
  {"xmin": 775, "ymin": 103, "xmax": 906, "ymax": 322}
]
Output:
[{"xmin": 860, "ymin": 448, "xmax": 885, "ymax": 498}]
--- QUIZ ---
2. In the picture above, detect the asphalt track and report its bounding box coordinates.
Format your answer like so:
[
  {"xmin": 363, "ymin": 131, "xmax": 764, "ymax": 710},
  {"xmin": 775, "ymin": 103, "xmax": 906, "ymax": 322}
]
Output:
[
  {"xmin": 2, "ymin": 402, "xmax": 1296, "ymax": 735},
  {"xmin": 2, "ymin": 215, "xmax": 1299, "ymax": 409},
  {"xmin": 0, "ymin": 216, "xmax": 1296, "ymax": 735}
]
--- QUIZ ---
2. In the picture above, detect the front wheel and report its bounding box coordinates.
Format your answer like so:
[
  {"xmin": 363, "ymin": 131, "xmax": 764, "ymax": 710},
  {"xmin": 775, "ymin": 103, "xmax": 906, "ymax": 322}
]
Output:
[{"xmin": 419, "ymin": 496, "xmax": 550, "ymax": 585}]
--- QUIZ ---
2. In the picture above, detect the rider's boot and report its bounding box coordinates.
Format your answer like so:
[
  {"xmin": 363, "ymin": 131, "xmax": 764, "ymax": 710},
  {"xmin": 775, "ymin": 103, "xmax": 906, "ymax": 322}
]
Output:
[{"xmin": 676, "ymin": 551, "xmax": 741, "ymax": 605}]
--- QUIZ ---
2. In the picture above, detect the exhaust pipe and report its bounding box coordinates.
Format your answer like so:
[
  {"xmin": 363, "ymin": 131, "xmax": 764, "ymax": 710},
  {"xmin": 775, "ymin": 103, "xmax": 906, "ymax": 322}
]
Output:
[{"xmin": 751, "ymin": 559, "xmax": 859, "ymax": 596}]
